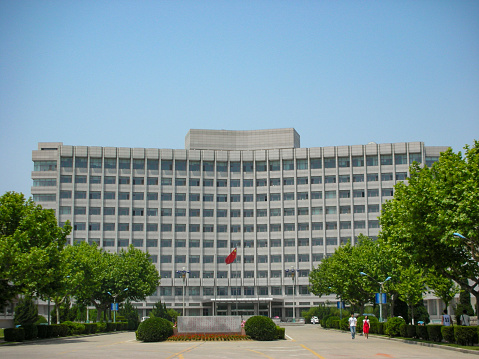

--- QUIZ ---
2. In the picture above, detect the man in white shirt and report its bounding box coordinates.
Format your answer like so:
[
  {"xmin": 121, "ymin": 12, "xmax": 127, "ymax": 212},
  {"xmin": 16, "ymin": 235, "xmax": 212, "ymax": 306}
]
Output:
[
  {"xmin": 441, "ymin": 309, "xmax": 452, "ymax": 326},
  {"xmin": 348, "ymin": 314, "xmax": 357, "ymax": 339},
  {"xmin": 460, "ymin": 310, "xmax": 470, "ymax": 326}
]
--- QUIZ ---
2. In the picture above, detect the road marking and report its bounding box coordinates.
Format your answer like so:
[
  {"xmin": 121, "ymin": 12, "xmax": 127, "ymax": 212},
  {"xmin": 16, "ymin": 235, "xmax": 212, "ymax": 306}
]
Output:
[
  {"xmin": 165, "ymin": 342, "xmax": 204, "ymax": 359},
  {"xmin": 376, "ymin": 354, "xmax": 393, "ymax": 358},
  {"xmin": 285, "ymin": 334, "xmax": 296, "ymax": 341},
  {"xmin": 300, "ymin": 344, "xmax": 326, "ymax": 359},
  {"xmin": 246, "ymin": 349, "xmax": 275, "ymax": 359}
]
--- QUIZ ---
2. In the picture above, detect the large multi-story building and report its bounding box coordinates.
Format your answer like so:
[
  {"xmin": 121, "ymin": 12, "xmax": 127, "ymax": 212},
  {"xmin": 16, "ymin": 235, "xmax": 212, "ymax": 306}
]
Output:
[{"xmin": 31, "ymin": 128, "xmax": 449, "ymax": 319}]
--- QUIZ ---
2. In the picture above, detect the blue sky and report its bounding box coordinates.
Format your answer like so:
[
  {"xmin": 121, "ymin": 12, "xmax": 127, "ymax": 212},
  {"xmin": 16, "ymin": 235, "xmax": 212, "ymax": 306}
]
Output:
[{"xmin": 1, "ymin": 0, "xmax": 478, "ymax": 197}]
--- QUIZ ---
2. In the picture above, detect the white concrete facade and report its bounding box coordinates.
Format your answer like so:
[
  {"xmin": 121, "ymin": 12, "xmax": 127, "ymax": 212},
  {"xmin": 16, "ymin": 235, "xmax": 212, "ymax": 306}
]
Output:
[{"xmin": 31, "ymin": 129, "xmax": 449, "ymax": 319}]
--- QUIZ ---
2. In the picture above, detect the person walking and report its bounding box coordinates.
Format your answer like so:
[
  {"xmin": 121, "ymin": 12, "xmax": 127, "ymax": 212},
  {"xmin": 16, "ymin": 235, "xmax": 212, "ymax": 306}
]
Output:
[
  {"xmin": 441, "ymin": 309, "xmax": 453, "ymax": 326},
  {"xmin": 460, "ymin": 309, "xmax": 470, "ymax": 326},
  {"xmin": 348, "ymin": 314, "xmax": 357, "ymax": 339},
  {"xmin": 363, "ymin": 315, "xmax": 370, "ymax": 339}
]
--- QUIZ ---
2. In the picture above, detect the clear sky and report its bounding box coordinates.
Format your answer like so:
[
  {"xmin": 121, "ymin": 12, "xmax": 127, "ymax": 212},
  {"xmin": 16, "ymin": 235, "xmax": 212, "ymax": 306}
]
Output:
[{"xmin": 1, "ymin": 0, "xmax": 478, "ymax": 197}]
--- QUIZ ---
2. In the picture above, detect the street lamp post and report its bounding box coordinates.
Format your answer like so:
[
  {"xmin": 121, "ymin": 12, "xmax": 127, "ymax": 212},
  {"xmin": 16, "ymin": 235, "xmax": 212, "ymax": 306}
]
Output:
[
  {"xmin": 285, "ymin": 267, "xmax": 296, "ymax": 322},
  {"xmin": 177, "ymin": 267, "xmax": 189, "ymax": 316},
  {"xmin": 108, "ymin": 288, "xmax": 128, "ymax": 323},
  {"xmin": 360, "ymin": 272, "xmax": 391, "ymax": 322}
]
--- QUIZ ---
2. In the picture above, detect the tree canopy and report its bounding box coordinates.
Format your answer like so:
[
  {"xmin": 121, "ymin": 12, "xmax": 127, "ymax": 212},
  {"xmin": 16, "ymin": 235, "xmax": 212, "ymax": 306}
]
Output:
[
  {"xmin": 0, "ymin": 192, "xmax": 71, "ymax": 307},
  {"xmin": 379, "ymin": 141, "xmax": 479, "ymax": 306}
]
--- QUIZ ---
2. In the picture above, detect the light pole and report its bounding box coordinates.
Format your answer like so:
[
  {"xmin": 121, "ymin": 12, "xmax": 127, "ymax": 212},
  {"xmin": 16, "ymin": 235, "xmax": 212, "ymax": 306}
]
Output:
[
  {"xmin": 360, "ymin": 272, "xmax": 391, "ymax": 322},
  {"xmin": 108, "ymin": 288, "xmax": 128, "ymax": 323},
  {"xmin": 177, "ymin": 267, "xmax": 189, "ymax": 316},
  {"xmin": 285, "ymin": 267, "xmax": 296, "ymax": 322}
]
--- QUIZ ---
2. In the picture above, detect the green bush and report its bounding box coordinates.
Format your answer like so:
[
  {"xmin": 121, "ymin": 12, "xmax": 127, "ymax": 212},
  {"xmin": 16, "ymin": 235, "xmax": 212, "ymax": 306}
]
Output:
[
  {"xmin": 385, "ymin": 317, "xmax": 405, "ymax": 337},
  {"xmin": 406, "ymin": 324, "xmax": 416, "ymax": 338},
  {"xmin": 20, "ymin": 324, "xmax": 38, "ymax": 340},
  {"xmin": 37, "ymin": 324, "xmax": 54, "ymax": 338},
  {"xmin": 106, "ymin": 322, "xmax": 116, "ymax": 332},
  {"xmin": 244, "ymin": 316, "xmax": 277, "ymax": 341},
  {"xmin": 97, "ymin": 322, "xmax": 107, "ymax": 332},
  {"xmin": 416, "ymin": 325, "xmax": 428, "ymax": 340},
  {"xmin": 4, "ymin": 327, "xmax": 25, "ymax": 342},
  {"xmin": 35, "ymin": 316, "xmax": 48, "ymax": 325},
  {"xmin": 14, "ymin": 297, "xmax": 38, "ymax": 326},
  {"xmin": 339, "ymin": 317, "xmax": 349, "ymax": 330},
  {"xmin": 325, "ymin": 316, "xmax": 339, "ymax": 328},
  {"xmin": 84, "ymin": 323, "xmax": 98, "ymax": 334},
  {"xmin": 136, "ymin": 317, "xmax": 173, "ymax": 342},
  {"xmin": 399, "ymin": 323, "xmax": 407, "ymax": 337},
  {"xmin": 63, "ymin": 321, "xmax": 85, "ymax": 335},
  {"xmin": 454, "ymin": 326, "xmax": 478, "ymax": 346},
  {"xmin": 377, "ymin": 322, "xmax": 384, "ymax": 335},
  {"xmin": 50, "ymin": 324, "xmax": 61, "ymax": 337},
  {"xmin": 276, "ymin": 326, "xmax": 285, "ymax": 339},
  {"xmin": 441, "ymin": 326, "xmax": 455, "ymax": 343},
  {"xmin": 427, "ymin": 325, "xmax": 442, "ymax": 342}
]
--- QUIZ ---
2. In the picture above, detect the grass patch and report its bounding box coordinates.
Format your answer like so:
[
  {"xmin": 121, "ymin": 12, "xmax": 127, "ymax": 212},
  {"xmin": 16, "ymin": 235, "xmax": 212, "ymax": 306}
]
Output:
[{"xmin": 0, "ymin": 328, "xmax": 4, "ymax": 339}]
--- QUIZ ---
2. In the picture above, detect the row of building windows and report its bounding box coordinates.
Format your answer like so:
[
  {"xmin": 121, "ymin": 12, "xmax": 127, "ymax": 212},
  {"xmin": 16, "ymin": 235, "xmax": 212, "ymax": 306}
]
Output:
[
  {"xmin": 77, "ymin": 237, "xmax": 359, "ymax": 248},
  {"xmin": 157, "ymin": 285, "xmax": 310, "ymax": 297},
  {"xmin": 60, "ymin": 204, "xmax": 381, "ymax": 216},
  {"xmin": 49, "ymin": 172, "xmax": 407, "ymax": 186},
  {"xmin": 34, "ymin": 153, "xmax": 427, "ymax": 173},
  {"xmin": 70, "ymin": 220, "xmax": 380, "ymax": 232},
  {"xmin": 55, "ymin": 188, "xmax": 393, "ymax": 201}
]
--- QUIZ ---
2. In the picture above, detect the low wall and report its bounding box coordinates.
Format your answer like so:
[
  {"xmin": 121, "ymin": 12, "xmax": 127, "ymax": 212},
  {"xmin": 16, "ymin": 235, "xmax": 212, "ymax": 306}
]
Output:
[{"xmin": 177, "ymin": 316, "xmax": 242, "ymax": 334}]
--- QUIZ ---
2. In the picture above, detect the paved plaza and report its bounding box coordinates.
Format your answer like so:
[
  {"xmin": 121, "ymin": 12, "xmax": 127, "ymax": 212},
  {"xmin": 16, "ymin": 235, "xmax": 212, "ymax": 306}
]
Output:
[{"xmin": 1, "ymin": 325, "xmax": 478, "ymax": 359}]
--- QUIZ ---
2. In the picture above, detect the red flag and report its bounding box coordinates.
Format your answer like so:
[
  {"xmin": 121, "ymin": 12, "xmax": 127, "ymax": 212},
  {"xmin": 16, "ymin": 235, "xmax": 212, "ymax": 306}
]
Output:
[{"xmin": 225, "ymin": 248, "xmax": 237, "ymax": 264}]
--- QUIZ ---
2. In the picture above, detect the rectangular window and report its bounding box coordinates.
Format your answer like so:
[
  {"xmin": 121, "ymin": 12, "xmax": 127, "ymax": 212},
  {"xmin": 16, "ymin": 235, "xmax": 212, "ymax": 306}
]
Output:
[
  {"xmin": 161, "ymin": 160, "xmax": 172, "ymax": 171},
  {"xmin": 118, "ymin": 192, "xmax": 129, "ymax": 200},
  {"xmin": 90, "ymin": 176, "xmax": 101, "ymax": 184},
  {"xmin": 396, "ymin": 172, "xmax": 407, "ymax": 181},
  {"xmin": 146, "ymin": 159, "xmax": 159, "ymax": 171},
  {"xmin": 270, "ymin": 208, "xmax": 281, "ymax": 216},
  {"xmin": 61, "ymin": 157, "xmax": 73, "ymax": 168},
  {"xmin": 270, "ymin": 224, "xmax": 281, "ymax": 232},
  {"xmin": 352, "ymin": 156, "xmax": 364, "ymax": 167},
  {"xmin": 283, "ymin": 159, "xmax": 294, "ymax": 170},
  {"xmin": 339, "ymin": 190, "xmax": 350, "ymax": 198},
  {"xmin": 325, "ymin": 175, "xmax": 336, "ymax": 184},
  {"xmin": 311, "ymin": 191, "xmax": 322, "ymax": 199},
  {"xmin": 189, "ymin": 193, "xmax": 200, "ymax": 201},
  {"xmin": 133, "ymin": 192, "xmax": 145, "ymax": 200},
  {"xmin": 338, "ymin": 157, "xmax": 350, "ymax": 167},
  {"xmin": 312, "ymin": 238, "xmax": 323, "ymax": 246},
  {"xmin": 175, "ymin": 193, "xmax": 186, "ymax": 201},
  {"xmin": 369, "ymin": 220, "xmax": 380, "ymax": 228},
  {"xmin": 297, "ymin": 159, "xmax": 308, "ymax": 170},
  {"xmin": 256, "ymin": 179, "xmax": 267, "ymax": 187},
  {"xmin": 243, "ymin": 161, "xmax": 253, "ymax": 172},
  {"xmin": 340, "ymin": 221, "xmax": 351, "ymax": 229},
  {"xmin": 216, "ymin": 161, "xmax": 227, "ymax": 172},
  {"xmin": 366, "ymin": 155, "xmax": 378, "ymax": 166},
  {"xmin": 410, "ymin": 153, "xmax": 422, "ymax": 164},
  {"xmin": 89, "ymin": 207, "xmax": 101, "ymax": 215},
  {"xmin": 119, "ymin": 159, "xmax": 130, "ymax": 169},
  {"xmin": 269, "ymin": 160, "xmax": 280, "ymax": 171},
  {"xmin": 368, "ymin": 204, "xmax": 380, "ymax": 213},
  {"xmin": 382, "ymin": 188, "xmax": 394, "ymax": 197},
  {"xmin": 60, "ymin": 191, "xmax": 72, "ymax": 199},
  {"xmin": 353, "ymin": 174, "xmax": 364, "ymax": 183},
  {"xmin": 202, "ymin": 161, "xmax": 214, "ymax": 172},
  {"xmin": 326, "ymin": 237, "xmax": 338, "ymax": 245},
  {"xmin": 175, "ymin": 224, "xmax": 186, "ymax": 232},
  {"xmin": 60, "ymin": 175, "xmax": 72, "ymax": 183},
  {"xmin": 89, "ymin": 191, "xmax": 101, "ymax": 199},
  {"xmin": 326, "ymin": 206, "xmax": 337, "ymax": 215},
  {"xmin": 355, "ymin": 221, "xmax": 366, "ymax": 229},
  {"xmin": 326, "ymin": 222, "xmax": 337, "ymax": 230},
  {"xmin": 368, "ymin": 189, "xmax": 379, "ymax": 197},
  {"xmin": 311, "ymin": 176, "xmax": 321, "ymax": 184},
  {"xmin": 203, "ymin": 179, "xmax": 213, "ymax": 187},
  {"xmin": 340, "ymin": 205, "xmax": 351, "ymax": 214},
  {"xmin": 381, "ymin": 173, "xmax": 393, "ymax": 181},
  {"xmin": 339, "ymin": 175, "xmax": 350, "ymax": 183},
  {"xmin": 33, "ymin": 179, "xmax": 57, "ymax": 187},
  {"xmin": 367, "ymin": 173, "xmax": 379, "ymax": 182},
  {"xmin": 284, "ymin": 223, "xmax": 295, "ymax": 231},
  {"xmin": 354, "ymin": 205, "xmax": 365, "ymax": 213},
  {"xmin": 89, "ymin": 223, "xmax": 100, "ymax": 231},
  {"xmin": 256, "ymin": 161, "xmax": 267, "ymax": 172},
  {"xmin": 217, "ymin": 179, "xmax": 227, "ymax": 187},
  {"xmin": 298, "ymin": 192, "xmax": 308, "ymax": 200},
  {"xmin": 104, "ymin": 223, "xmax": 115, "ymax": 231},
  {"xmin": 311, "ymin": 207, "xmax": 323, "ymax": 215},
  {"xmin": 310, "ymin": 158, "xmax": 322, "ymax": 169},
  {"xmin": 298, "ymin": 207, "xmax": 309, "ymax": 216},
  {"xmin": 324, "ymin": 158, "xmax": 336, "ymax": 168},
  {"xmin": 395, "ymin": 154, "xmax": 407, "ymax": 165},
  {"xmin": 90, "ymin": 158, "xmax": 102, "ymax": 169},
  {"xmin": 174, "ymin": 160, "xmax": 186, "ymax": 171},
  {"xmin": 230, "ymin": 194, "xmax": 240, "ymax": 202},
  {"xmin": 243, "ymin": 194, "xmax": 253, "ymax": 202},
  {"xmin": 161, "ymin": 178, "xmax": 172, "ymax": 186},
  {"xmin": 74, "ymin": 206, "xmax": 86, "ymax": 215},
  {"xmin": 298, "ymin": 223, "xmax": 309, "ymax": 231},
  {"xmin": 381, "ymin": 155, "xmax": 393, "ymax": 166},
  {"xmin": 103, "ymin": 158, "xmax": 116, "ymax": 169},
  {"xmin": 230, "ymin": 162, "xmax": 241, "ymax": 172},
  {"xmin": 325, "ymin": 191, "xmax": 336, "ymax": 199},
  {"xmin": 203, "ymin": 194, "xmax": 214, "ymax": 202},
  {"xmin": 189, "ymin": 161, "xmax": 200, "ymax": 171},
  {"xmin": 353, "ymin": 189, "xmax": 365, "ymax": 198},
  {"xmin": 133, "ymin": 159, "xmax": 145, "ymax": 170},
  {"xmin": 283, "ymin": 177, "xmax": 294, "ymax": 185},
  {"xmin": 75, "ymin": 191, "xmax": 86, "ymax": 199},
  {"xmin": 75, "ymin": 175, "xmax": 87, "ymax": 183},
  {"xmin": 284, "ymin": 192, "xmax": 294, "ymax": 201}
]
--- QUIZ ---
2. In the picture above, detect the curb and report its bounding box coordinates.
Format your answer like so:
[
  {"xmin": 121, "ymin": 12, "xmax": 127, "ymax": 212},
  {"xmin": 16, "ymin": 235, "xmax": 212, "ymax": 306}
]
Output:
[{"xmin": 0, "ymin": 330, "xmax": 130, "ymax": 346}]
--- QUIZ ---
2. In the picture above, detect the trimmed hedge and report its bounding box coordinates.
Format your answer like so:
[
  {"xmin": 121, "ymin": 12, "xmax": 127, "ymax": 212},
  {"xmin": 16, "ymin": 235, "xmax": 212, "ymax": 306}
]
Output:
[
  {"xmin": 63, "ymin": 321, "xmax": 85, "ymax": 335},
  {"xmin": 136, "ymin": 317, "xmax": 173, "ymax": 342},
  {"xmin": 4, "ymin": 327, "xmax": 25, "ymax": 342},
  {"xmin": 454, "ymin": 326, "xmax": 478, "ymax": 346},
  {"xmin": 416, "ymin": 325, "xmax": 428, "ymax": 340},
  {"xmin": 385, "ymin": 317, "xmax": 405, "ymax": 337},
  {"xmin": 21, "ymin": 324, "xmax": 38, "ymax": 340},
  {"xmin": 244, "ymin": 316, "xmax": 277, "ymax": 341},
  {"xmin": 427, "ymin": 325, "xmax": 442, "ymax": 342},
  {"xmin": 276, "ymin": 326, "xmax": 285, "ymax": 339},
  {"xmin": 441, "ymin": 326, "xmax": 455, "ymax": 343},
  {"xmin": 377, "ymin": 322, "xmax": 384, "ymax": 335}
]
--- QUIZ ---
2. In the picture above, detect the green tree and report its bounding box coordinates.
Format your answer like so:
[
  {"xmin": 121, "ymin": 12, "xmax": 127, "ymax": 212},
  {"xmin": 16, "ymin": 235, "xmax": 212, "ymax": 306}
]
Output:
[
  {"xmin": 380, "ymin": 141, "xmax": 479, "ymax": 307},
  {"xmin": 14, "ymin": 296, "xmax": 38, "ymax": 325},
  {"xmin": 394, "ymin": 265, "xmax": 426, "ymax": 324},
  {"xmin": 119, "ymin": 299, "xmax": 139, "ymax": 330},
  {"xmin": 426, "ymin": 271, "xmax": 460, "ymax": 310},
  {"xmin": 0, "ymin": 192, "xmax": 71, "ymax": 307},
  {"xmin": 150, "ymin": 300, "xmax": 169, "ymax": 320}
]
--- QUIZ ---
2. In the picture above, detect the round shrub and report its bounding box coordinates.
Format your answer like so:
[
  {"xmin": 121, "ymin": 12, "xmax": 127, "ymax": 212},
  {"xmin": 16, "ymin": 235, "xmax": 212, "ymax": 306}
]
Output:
[
  {"xmin": 136, "ymin": 317, "xmax": 173, "ymax": 342},
  {"xmin": 325, "ymin": 316, "xmax": 339, "ymax": 329},
  {"xmin": 4, "ymin": 327, "xmax": 25, "ymax": 342},
  {"xmin": 399, "ymin": 323, "xmax": 407, "ymax": 337},
  {"xmin": 244, "ymin": 315, "xmax": 277, "ymax": 341},
  {"xmin": 339, "ymin": 317, "xmax": 349, "ymax": 331},
  {"xmin": 385, "ymin": 317, "xmax": 405, "ymax": 337}
]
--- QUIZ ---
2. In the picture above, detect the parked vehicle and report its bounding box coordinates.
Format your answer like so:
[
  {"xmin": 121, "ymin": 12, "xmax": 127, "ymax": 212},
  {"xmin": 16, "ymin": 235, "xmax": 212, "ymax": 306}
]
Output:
[{"xmin": 311, "ymin": 316, "xmax": 319, "ymax": 324}]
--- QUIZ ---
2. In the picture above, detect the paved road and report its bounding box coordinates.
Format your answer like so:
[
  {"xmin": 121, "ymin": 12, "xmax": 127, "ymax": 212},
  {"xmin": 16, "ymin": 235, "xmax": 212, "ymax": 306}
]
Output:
[{"xmin": 1, "ymin": 326, "xmax": 477, "ymax": 359}]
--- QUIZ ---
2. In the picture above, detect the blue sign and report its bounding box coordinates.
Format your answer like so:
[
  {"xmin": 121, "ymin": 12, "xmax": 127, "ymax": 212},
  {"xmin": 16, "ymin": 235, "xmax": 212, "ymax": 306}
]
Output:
[
  {"xmin": 337, "ymin": 301, "xmax": 345, "ymax": 309},
  {"xmin": 375, "ymin": 293, "xmax": 387, "ymax": 304},
  {"xmin": 111, "ymin": 303, "xmax": 119, "ymax": 311}
]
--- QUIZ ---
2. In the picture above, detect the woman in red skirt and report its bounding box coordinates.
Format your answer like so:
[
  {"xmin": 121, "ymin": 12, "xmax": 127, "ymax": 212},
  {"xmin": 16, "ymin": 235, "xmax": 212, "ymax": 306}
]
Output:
[{"xmin": 363, "ymin": 315, "xmax": 370, "ymax": 339}]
